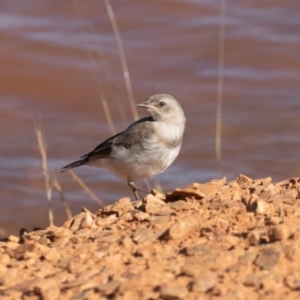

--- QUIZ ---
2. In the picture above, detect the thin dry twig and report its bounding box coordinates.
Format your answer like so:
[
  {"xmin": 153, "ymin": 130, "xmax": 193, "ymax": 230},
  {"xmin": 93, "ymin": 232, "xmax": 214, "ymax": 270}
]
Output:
[
  {"xmin": 101, "ymin": 92, "xmax": 116, "ymax": 135},
  {"xmin": 72, "ymin": 0, "xmax": 116, "ymax": 135},
  {"xmin": 104, "ymin": 0, "xmax": 139, "ymax": 121},
  {"xmin": 68, "ymin": 169, "xmax": 105, "ymax": 208},
  {"xmin": 51, "ymin": 170, "xmax": 73, "ymax": 220},
  {"xmin": 34, "ymin": 123, "xmax": 54, "ymax": 226},
  {"xmin": 216, "ymin": 0, "xmax": 226, "ymax": 161}
]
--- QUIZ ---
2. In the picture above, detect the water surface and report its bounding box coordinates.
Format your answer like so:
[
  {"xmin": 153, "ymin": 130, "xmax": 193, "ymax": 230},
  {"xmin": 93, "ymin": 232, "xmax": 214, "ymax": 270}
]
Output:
[{"xmin": 0, "ymin": 1, "xmax": 299, "ymax": 236}]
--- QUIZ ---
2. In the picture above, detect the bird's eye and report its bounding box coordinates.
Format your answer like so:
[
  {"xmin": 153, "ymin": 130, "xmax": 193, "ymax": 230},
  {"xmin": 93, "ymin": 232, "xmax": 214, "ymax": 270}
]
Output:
[{"xmin": 159, "ymin": 101, "xmax": 166, "ymax": 107}]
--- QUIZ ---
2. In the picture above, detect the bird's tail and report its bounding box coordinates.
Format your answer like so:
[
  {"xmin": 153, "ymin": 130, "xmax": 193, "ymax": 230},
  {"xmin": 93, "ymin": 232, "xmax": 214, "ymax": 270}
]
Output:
[{"xmin": 61, "ymin": 159, "xmax": 87, "ymax": 173}]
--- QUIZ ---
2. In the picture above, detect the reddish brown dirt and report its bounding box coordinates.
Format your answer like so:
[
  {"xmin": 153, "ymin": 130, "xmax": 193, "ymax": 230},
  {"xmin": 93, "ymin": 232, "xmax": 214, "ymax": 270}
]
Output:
[{"xmin": 1, "ymin": 175, "xmax": 300, "ymax": 300}]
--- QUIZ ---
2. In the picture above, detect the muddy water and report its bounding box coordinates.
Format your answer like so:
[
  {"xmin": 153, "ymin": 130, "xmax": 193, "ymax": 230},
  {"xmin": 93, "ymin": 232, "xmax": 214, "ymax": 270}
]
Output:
[{"xmin": 0, "ymin": 1, "xmax": 299, "ymax": 236}]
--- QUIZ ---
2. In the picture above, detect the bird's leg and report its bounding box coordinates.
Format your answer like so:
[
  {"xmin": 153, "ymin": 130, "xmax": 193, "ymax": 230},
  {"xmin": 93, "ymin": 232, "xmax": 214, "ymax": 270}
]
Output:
[{"xmin": 128, "ymin": 181, "xmax": 151, "ymax": 200}]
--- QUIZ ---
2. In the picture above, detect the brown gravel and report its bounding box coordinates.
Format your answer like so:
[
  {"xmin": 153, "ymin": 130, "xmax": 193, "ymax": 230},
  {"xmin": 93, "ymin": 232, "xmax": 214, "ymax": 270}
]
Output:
[{"xmin": 1, "ymin": 175, "xmax": 300, "ymax": 299}]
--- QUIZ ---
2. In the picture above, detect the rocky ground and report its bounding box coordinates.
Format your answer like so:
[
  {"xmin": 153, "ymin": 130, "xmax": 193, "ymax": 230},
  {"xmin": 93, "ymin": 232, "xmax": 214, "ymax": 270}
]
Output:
[{"xmin": 1, "ymin": 174, "xmax": 300, "ymax": 300}]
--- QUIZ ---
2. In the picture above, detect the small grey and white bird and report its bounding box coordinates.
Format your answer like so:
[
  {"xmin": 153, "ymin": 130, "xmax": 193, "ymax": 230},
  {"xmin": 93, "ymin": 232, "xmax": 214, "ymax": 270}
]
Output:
[{"xmin": 61, "ymin": 94, "xmax": 185, "ymax": 199}]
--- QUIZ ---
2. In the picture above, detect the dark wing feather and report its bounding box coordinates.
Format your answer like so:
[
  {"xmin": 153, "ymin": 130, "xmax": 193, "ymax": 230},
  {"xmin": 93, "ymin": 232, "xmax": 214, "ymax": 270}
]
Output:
[
  {"xmin": 80, "ymin": 131, "xmax": 123, "ymax": 160},
  {"xmin": 61, "ymin": 131, "xmax": 123, "ymax": 172},
  {"xmin": 61, "ymin": 116, "xmax": 154, "ymax": 172},
  {"xmin": 82, "ymin": 117, "xmax": 154, "ymax": 159}
]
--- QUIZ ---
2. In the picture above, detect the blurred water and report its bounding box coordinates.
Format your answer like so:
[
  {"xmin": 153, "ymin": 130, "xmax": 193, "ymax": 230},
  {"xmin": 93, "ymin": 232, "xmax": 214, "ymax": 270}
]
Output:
[{"xmin": 0, "ymin": 0, "xmax": 299, "ymax": 236}]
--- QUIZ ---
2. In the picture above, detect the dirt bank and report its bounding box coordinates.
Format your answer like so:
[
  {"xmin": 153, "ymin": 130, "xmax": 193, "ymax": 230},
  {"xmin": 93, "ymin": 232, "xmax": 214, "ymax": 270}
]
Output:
[{"xmin": 1, "ymin": 175, "xmax": 300, "ymax": 300}]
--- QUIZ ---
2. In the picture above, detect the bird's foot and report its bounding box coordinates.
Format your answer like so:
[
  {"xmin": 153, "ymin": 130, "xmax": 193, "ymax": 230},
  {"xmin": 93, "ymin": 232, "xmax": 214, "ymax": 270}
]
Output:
[{"xmin": 128, "ymin": 181, "xmax": 151, "ymax": 200}]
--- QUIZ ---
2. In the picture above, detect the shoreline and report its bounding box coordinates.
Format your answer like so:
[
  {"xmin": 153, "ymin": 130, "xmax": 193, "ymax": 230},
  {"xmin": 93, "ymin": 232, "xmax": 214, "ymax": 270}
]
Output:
[{"xmin": 1, "ymin": 174, "xmax": 300, "ymax": 299}]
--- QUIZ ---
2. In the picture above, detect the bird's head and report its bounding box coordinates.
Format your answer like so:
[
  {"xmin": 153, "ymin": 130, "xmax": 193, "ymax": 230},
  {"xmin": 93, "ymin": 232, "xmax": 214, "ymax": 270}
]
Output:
[{"xmin": 136, "ymin": 94, "xmax": 185, "ymax": 123}]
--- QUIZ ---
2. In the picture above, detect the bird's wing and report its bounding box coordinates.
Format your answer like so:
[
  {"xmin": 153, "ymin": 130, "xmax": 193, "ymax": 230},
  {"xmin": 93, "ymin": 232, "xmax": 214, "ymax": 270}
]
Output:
[
  {"xmin": 80, "ymin": 131, "xmax": 123, "ymax": 160},
  {"xmin": 61, "ymin": 131, "xmax": 123, "ymax": 172},
  {"xmin": 83, "ymin": 116, "xmax": 154, "ymax": 161},
  {"xmin": 112, "ymin": 117, "xmax": 155, "ymax": 150},
  {"xmin": 61, "ymin": 117, "xmax": 155, "ymax": 172}
]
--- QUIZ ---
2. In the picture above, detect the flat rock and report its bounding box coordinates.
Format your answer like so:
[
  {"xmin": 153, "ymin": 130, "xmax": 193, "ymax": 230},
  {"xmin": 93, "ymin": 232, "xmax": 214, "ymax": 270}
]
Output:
[
  {"xmin": 31, "ymin": 278, "xmax": 61, "ymax": 300},
  {"xmin": 96, "ymin": 280, "xmax": 121, "ymax": 295},
  {"xmin": 236, "ymin": 174, "xmax": 253, "ymax": 185},
  {"xmin": 96, "ymin": 214, "xmax": 119, "ymax": 226},
  {"xmin": 168, "ymin": 187, "xmax": 206, "ymax": 200},
  {"xmin": 151, "ymin": 189, "xmax": 167, "ymax": 201},
  {"xmin": 144, "ymin": 194, "xmax": 168, "ymax": 215},
  {"xmin": 283, "ymin": 245, "xmax": 300, "ymax": 261},
  {"xmin": 132, "ymin": 227, "xmax": 156, "ymax": 244},
  {"xmin": 66, "ymin": 211, "xmax": 96, "ymax": 232},
  {"xmin": 268, "ymin": 224, "xmax": 291, "ymax": 242},
  {"xmin": 167, "ymin": 200, "xmax": 187, "ymax": 211},
  {"xmin": 244, "ymin": 273, "xmax": 270, "ymax": 287},
  {"xmin": 192, "ymin": 272, "xmax": 216, "ymax": 292},
  {"xmin": 109, "ymin": 197, "xmax": 133, "ymax": 216},
  {"xmin": 7, "ymin": 235, "xmax": 19, "ymax": 243},
  {"xmin": 215, "ymin": 182, "xmax": 242, "ymax": 202},
  {"xmin": 131, "ymin": 210, "xmax": 151, "ymax": 221},
  {"xmin": 285, "ymin": 275, "xmax": 300, "ymax": 290},
  {"xmin": 159, "ymin": 285, "xmax": 187, "ymax": 300},
  {"xmin": 168, "ymin": 179, "xmax": 227, "ymax": 200},
  {"xmin": 165, "ymin": 213, "xmax": 200, "ymax": 240},
  {"xmin": 254, "ymin": 248, "xmax": 281, "ymax": 270}
]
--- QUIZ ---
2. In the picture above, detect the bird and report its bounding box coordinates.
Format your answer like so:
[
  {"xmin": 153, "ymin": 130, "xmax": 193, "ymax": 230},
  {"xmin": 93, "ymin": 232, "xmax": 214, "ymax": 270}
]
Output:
[{"xmin": 61, "ymin": 94, "xmax": 186, "ymax": 200}]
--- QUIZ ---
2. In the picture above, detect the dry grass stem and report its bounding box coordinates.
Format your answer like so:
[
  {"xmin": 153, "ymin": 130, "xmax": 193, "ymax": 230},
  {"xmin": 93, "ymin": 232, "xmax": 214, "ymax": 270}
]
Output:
[
  {"xmin": 68, "ymin": 169, "xmax": 104, "ymax": 208},
  {"xmin": 101, "ymin": 92, "xmax": 116, "ymax": 135},
  {"xmin": 51, "ymin": 170, "xmax": 73, "ymax": 220},
  {"xmin": 104, "ymin": 0, "xmax": 139, "ymax": 121},
  {"xmin": 216, "ymin": 0, "xmax": 226, "ymax": 161},
  {"xmin": 154, "ymin": 182, "xmax": 164, "ymax": 194},
  {"xmin": 34, "ymin": 123, "xmax": 54, "ymax": 226},
  {"xmin": 72, "ymin": 0, "xmax": 116, "ymax": 135},
  {"xmin": 116, "ymin": 97, "xmax": 129, "ymax": 127},
  {"xmin": 144, "ymin": 178, "xmax": 151, "ymax": 192}
]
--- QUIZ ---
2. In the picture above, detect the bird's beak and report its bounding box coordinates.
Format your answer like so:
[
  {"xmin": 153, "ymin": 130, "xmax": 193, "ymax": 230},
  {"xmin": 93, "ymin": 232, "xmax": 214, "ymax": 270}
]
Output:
[
  {"xmin": 137, "ymin": 102, "xmax": 157, "ymax": 111},
  {"xmin": 136, "ymin": 102, "xmax": 149, "ymax": 108}
]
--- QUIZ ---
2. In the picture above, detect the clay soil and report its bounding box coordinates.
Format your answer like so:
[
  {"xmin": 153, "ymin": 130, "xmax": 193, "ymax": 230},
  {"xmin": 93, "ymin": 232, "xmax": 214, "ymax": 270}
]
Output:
[{"xmin": 1, "ymin": 175, "xmax": 300, "ymax": 300}]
